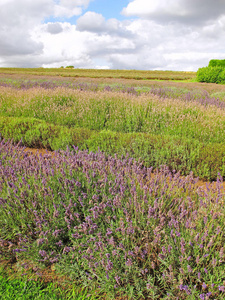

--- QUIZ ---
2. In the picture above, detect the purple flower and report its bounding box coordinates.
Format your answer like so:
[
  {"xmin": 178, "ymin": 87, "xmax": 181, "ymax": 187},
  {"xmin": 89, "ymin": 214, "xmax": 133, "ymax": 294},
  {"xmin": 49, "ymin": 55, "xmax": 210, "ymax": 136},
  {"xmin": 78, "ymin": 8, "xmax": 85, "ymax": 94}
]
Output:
[
  {"xmin": 187, "ymin": 265, "xmax": 193, "ymax": 273},
  {"xmin": 106, "ymin": 271, "xmax": 109, "ymax": 280},
  {"xmin": 202, "ymin": 282, "xmax": 207, "ymax": 289},
  {"xmin": 39, "ymin": 250, "xmax": 47, "ymax": 257},
  {"xmin": 219, "ymin": 285, "xmax": 225, "ymax": 292},
  {"xmin": 212, "ymin": 258, "xmax": 217, "ymax": 267},
  {"xmin": 146, "ymin": 283, "xmax": 152, "ymax": 290},
  {"xmin": 125, "ymin": 258, "xmax": 133, "ymax": 267},
  {"xmin": 106, "ymin": 228, "xmax": 113, "ymax": 236},
  {"xmin": 168, "ymin": 245, "xmax": 172, "ymax": 253},
  {"xmin": 115, "ymin": 275, "xmax": 120, "ymax": 285},
  {"xmin": 106, "ymin": 260, "xmax": 113, "ymax": 271}
]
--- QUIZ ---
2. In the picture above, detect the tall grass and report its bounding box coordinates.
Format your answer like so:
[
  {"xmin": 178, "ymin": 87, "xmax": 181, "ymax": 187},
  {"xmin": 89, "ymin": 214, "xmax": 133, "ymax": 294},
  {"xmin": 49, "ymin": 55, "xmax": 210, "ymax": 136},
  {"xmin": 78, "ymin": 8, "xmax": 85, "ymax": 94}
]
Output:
[{"xmin": 1, "ymin": 86, "xmax": 225, "ymax": 144}]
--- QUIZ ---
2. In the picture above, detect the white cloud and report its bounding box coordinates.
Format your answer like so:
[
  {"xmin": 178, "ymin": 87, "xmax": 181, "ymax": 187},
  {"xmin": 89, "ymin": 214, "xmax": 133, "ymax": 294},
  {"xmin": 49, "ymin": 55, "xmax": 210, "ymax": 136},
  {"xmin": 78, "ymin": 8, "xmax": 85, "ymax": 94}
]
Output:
[
  {"xmin": 0, "ymin": 0, "xmax": 91, "ymax": 59},
  {"xmin": 122, "ymin": 0, "xmax": 225, "ymax": 24},
  {"xmin": 31, "ymin": 22, "xmax": 94, "ymax": 68},
  {"xmin": 0, "ymin": 0, "xmax": 225, "ymax": 71},
  {"xmin": 54, "ymin": 0, "xmax": 91, "ymax": 18},
  {"xmin": 45, "ymin": 23, "xmax": 64, "ymax": 34},
  {"xmin": 76, "ymin": 11, "xmax": 105, "ymax": 32}
]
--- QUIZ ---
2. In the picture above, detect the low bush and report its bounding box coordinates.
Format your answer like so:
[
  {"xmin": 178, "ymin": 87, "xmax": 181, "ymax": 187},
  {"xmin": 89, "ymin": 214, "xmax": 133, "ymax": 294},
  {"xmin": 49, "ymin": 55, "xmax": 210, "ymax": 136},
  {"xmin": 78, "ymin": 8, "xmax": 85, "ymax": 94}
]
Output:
[{"xmin": 196, "ymin": 66, "xmax": 224, "ymax": 83}]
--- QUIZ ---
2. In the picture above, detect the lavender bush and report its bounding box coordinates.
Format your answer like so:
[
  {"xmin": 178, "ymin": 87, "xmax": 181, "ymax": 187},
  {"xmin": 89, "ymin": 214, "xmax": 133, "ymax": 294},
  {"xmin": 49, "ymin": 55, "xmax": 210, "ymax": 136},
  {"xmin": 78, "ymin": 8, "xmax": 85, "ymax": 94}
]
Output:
[{"xmin": 0, "ymin": 140, "xmax": 225, "ymax": 299}]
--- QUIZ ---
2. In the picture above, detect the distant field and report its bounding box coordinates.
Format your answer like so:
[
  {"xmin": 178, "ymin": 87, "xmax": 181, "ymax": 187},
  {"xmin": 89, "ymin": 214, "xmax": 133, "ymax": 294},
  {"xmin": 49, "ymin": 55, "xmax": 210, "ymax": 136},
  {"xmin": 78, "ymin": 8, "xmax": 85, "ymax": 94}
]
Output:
[{"xmin": 0, "ymin": 67, "xmax": 196, "ymax": 81}]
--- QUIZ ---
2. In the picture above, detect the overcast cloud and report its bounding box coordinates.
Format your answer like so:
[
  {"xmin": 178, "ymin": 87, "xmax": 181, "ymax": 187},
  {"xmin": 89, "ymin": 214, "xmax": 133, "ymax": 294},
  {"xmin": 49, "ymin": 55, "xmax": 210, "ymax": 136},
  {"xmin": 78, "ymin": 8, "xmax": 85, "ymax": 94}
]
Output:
[{"xmin": 0, "ymin": 0, "xmax": 225, "ymax": 70}]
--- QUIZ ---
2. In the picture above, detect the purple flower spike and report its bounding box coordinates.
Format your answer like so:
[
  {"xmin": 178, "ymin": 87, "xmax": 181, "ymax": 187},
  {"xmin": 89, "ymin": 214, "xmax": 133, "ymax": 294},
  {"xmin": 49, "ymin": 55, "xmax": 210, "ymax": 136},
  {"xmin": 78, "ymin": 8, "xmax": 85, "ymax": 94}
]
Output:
[
  {"xmin": 219, "ymin": 285, "xmax": 225, "ymax": 292},
  {"xmin": 202, "ymin": 282, "xmax": 207, "ymax": 289}
]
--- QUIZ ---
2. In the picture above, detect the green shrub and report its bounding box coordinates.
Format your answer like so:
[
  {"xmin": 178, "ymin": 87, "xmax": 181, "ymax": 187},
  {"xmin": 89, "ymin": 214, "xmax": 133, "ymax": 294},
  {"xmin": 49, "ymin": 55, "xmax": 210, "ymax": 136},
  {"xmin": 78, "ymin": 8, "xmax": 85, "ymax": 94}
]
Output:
[
  {"xmin": 194, "ymin": 143, "xmax": 225, "ymax": 180},
  {"xmin": 196, "ymin": 66, "xmax": 223, "ymax": 83},
  {"xmin": 208, "ymin": 59, "xmax": 225, "ymax": 67},
  {"xmin": 218, "ymin": 69, "xmax": 225, "ymax": 83}
]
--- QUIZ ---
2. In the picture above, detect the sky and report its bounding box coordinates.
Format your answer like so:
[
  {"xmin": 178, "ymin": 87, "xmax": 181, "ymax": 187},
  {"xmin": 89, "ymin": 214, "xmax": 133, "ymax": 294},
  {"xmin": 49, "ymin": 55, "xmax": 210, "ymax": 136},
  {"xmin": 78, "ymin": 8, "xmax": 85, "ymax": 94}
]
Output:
[{"xmin": 0, "ymin": 0, "xmax": 225, "ymax": 71}]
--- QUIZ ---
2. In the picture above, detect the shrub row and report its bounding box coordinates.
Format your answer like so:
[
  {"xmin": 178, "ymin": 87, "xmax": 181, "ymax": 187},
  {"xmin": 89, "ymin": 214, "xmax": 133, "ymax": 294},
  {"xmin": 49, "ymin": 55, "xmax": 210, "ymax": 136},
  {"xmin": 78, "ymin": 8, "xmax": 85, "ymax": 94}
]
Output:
[{"xmin": 1, "ymin": 116, "xmax": 225, "ymax": 181}]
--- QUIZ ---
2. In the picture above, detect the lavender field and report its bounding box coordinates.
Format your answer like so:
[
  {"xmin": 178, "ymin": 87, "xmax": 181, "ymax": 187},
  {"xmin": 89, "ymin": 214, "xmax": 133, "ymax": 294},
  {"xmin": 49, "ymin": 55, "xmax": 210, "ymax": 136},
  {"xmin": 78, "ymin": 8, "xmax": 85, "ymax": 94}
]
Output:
[
  {"xmin": 0, "ymin": 71, "xmax": 225, "ymax": 299},
  {"xmin": 0, "ymin": 140, "xmax": 225, "ymax": 299},
  {"xmin": 1, "ymin": 76, "xmax": 225, "ymax": 181}
]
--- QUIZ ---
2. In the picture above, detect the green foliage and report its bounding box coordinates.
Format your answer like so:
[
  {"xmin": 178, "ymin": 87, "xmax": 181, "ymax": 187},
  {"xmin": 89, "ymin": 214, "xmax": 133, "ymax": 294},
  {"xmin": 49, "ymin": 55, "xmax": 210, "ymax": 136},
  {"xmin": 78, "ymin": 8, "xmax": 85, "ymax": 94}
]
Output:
[
  {"xmin": 0, "ymin": 266, "xmax": 96, "ymax": 300},
  {"xmin": 197, "ymin": 59, "xmax": 225, "ymax": 83},
  {"xmin": 196, "ymin": 66, "xmax": 224, "ymax": 83},
  {"xmin": 195, "ymin": 143, "xmax": 225, "ymax": 180},
  {"xmin": 218, "ymin": 69, "xmax": 225, "ymax": 84},
  {"xmin": 0, "ymin": 117, "xmax": 95, "ymax": 150},
  {"xmin": 208, "ymin": 59, "xmax": 225, "ymax": 68},
  {"xmin": 0, "ymin": 270, "xmax": 61, "ymax": 299}
]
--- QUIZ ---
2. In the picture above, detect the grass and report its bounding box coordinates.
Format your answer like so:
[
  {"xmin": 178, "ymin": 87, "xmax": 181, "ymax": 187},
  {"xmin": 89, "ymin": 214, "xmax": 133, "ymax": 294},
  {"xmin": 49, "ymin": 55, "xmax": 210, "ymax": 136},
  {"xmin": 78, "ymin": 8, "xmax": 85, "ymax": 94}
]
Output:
[
  {"xmin": 0, "ymin": 263, "xmax": 98, "ymax": 299},
  {"xmin": 0, "ymin": 268, "xmax": 62, "ymax": 299}
]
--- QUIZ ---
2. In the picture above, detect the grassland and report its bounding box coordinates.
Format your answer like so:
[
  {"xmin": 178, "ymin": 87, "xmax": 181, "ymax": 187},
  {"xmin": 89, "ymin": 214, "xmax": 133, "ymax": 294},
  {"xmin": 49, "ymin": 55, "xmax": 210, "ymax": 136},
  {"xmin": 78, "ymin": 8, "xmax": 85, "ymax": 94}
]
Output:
[{"xmin": 0, "ymin": 69, "xmax": 225, "ymax": 299}]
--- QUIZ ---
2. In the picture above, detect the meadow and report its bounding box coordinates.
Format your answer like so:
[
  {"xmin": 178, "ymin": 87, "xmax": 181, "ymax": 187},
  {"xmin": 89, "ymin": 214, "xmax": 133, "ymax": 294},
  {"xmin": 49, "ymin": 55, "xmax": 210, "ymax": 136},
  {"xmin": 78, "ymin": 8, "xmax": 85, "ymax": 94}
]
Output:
[{"xmin": 0, "ymin": 69, "xmax": 225, "ymax": 299}]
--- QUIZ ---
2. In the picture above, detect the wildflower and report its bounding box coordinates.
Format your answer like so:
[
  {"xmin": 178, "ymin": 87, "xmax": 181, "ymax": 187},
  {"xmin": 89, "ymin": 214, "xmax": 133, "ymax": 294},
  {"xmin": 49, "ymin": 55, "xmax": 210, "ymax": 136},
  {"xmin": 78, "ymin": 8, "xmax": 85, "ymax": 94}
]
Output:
[
  {"xmin": 202, "ymin": 282, "xmax": 207, "ymax": 289},
  {"xmin": 187, "ymin": 265, "xmax": 193, "ymax": 273},
  {"xmin": 125, "ymin": 258, "xmax": 133, "ymax": 267},
  {"xmin": 115, "ymin": 275, "xmax": 120, "ymax": 285},
  {"xmin": 219, "ymin": 285, "xmax": 225, "ymax": 292},
  {"xmin": 146, "ymin": 283, "xmax": 152, "ymax": 290}
]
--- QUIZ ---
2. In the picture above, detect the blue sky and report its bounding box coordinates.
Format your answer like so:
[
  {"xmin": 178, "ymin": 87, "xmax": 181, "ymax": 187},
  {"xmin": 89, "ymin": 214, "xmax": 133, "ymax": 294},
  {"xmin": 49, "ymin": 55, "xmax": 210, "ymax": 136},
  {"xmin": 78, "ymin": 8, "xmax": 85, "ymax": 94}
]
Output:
[
  {"xmin": 86, "ymin": 0, "xmax": 130, "ymax": 20},
  {"xmin": 0, "ymin": 0, "xmax": 225, "ymax": 70},
  {"xmin": 45, "ymin": 0, "xmax": 131, "ymax": 24}
]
